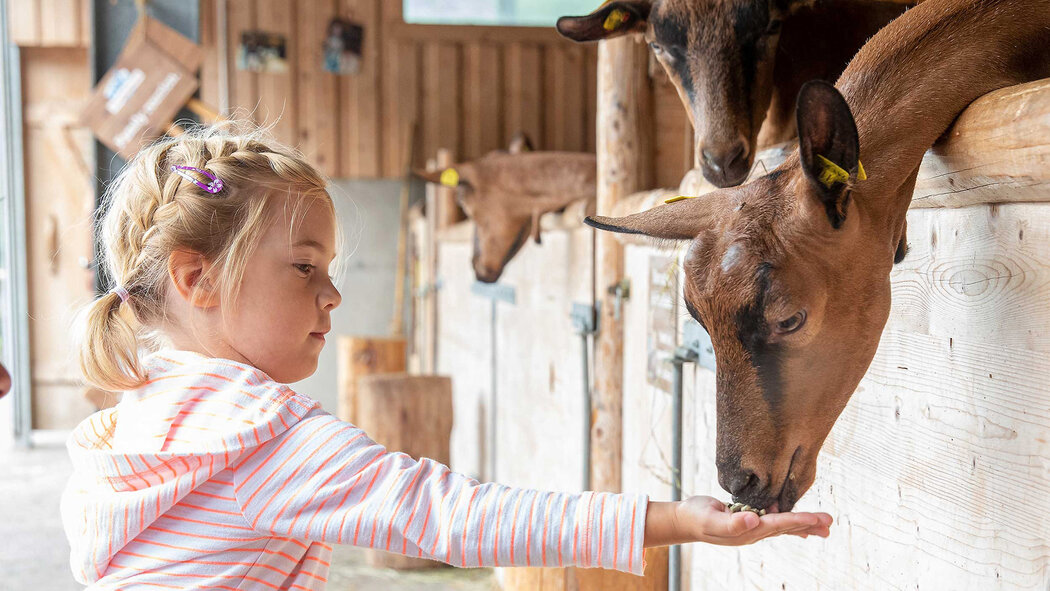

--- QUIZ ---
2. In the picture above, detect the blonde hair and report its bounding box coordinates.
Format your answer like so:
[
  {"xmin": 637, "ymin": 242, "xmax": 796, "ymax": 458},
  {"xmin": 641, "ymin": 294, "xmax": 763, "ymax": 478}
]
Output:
[{"xmin": 77, "ymin": 122, "xmax": 336, "ymax": 392}]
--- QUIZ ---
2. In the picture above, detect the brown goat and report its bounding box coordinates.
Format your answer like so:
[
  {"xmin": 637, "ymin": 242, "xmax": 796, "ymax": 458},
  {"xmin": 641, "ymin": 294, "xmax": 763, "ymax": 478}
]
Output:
[
  {"xmin": 558, "ymin": 0, "xmax": 909, "ymax": 188},
  {"xmin": 417, "ymin": 147, "xmax": 596, "ymax": 283},
  {"xmin": 586, "ymin": 0, "xmax": 1050, "ymax": 511}
]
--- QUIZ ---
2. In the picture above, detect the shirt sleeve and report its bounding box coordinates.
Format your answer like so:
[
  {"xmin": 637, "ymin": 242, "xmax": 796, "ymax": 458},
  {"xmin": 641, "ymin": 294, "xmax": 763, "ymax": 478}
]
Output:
[{"xmin": 231, "ymin": 411, "xmax": 648, "ymax": 574}]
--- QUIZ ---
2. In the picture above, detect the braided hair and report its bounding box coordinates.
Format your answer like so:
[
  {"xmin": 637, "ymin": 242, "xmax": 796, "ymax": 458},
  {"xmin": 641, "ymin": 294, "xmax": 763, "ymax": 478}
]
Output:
[{"xmin": 77, "ymin": 122, "xmax": 334, "ymax": 392}]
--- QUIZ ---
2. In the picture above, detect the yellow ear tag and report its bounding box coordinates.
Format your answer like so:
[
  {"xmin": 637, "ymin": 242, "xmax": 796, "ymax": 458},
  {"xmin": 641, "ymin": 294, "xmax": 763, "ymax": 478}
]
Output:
[
  {"xmin": 815, "ymin": 154, "xmax": 867, "ymax": 189},
  {"xmin": 603, "ymin": 8, "xmax": 628, "ymax": 31},
  {"xmin": 664, "ymin": 195, "xmax": 696, "ymax": 204},
  {"xmin": 440, "ymin": 168, "xmax": 460, "ymax": 187}
]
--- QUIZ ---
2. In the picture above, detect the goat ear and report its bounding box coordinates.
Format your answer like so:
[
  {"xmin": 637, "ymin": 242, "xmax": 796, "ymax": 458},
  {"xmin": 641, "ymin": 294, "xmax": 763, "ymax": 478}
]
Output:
[
  {"xmin": 584, "ymin": 195, "xmax": 728, "ymax": 241},
  {"xmin": 557, "ymin": 1, "xmax": 652, "ymax": 42},
  {"xmin": 796, "ymin": 80, "xmax": 861, "ymax": 229},
  {"xmin": 508, "ymin": 132, "xmax": 535, "ymax": 154}
]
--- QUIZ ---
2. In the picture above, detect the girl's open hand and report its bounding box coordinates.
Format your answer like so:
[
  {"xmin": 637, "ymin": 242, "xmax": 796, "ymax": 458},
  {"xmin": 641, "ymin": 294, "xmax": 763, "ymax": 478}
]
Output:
[
  {"xmin": 644, "ymin": 496, "xmax": 833, "ymax": 548},
  {"xmin": 677, "ymin": 496, "xmax": 832, "ymax": 546}
]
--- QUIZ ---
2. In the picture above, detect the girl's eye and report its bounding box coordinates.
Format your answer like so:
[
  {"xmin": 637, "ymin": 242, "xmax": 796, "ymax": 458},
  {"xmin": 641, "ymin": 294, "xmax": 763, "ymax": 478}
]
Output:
[
  {"xmin": 649, "ymin": 42, "xmax": 664, "ymax": 55},
  {"xmin": 294, "ymin": 263, "xmax": 315, "ymax": 276},
  {"xmin": 775, "ymin": 311, "xmax": 806, "ymax": 334}
]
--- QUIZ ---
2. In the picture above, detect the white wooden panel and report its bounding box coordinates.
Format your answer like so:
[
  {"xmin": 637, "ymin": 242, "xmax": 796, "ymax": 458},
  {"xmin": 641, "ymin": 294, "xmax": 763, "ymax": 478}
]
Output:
[{"xmin": 493, "ymin": 227, "xmax": 592, "ymax": 493}]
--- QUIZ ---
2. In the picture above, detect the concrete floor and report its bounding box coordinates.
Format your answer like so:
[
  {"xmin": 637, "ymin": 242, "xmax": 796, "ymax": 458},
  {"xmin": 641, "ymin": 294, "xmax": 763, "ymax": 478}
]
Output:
[{"xmin": 0, "ymin": 442, "xmax": 498, "ymax": 591}]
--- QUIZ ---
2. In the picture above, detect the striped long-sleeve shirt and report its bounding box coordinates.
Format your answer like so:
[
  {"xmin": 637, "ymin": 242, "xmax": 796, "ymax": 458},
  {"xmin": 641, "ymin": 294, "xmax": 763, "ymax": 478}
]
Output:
[{"xmin": 61, "ymin": 349, "xmax": 648, "ymax": 589}]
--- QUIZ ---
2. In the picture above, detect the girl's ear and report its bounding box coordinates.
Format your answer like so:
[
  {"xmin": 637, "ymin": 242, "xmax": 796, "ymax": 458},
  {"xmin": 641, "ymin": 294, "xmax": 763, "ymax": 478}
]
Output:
[{"xmin": 168, "ymin": 250, "xmax": 220, "ymax": 308}]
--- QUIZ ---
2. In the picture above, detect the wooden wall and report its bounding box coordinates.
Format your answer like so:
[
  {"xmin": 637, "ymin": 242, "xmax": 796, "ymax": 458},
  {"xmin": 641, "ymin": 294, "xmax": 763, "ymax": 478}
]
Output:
[
  {"xmin": 7, "ymin": 0, "xmax": 92, "ymax": 48},
  {"xmin": 200, "ymin": 0, "xmax": 592, "ymax": 178},
  {"xmin": 199, "ymin": 1, "xmax": 693, "ymax": 184}
]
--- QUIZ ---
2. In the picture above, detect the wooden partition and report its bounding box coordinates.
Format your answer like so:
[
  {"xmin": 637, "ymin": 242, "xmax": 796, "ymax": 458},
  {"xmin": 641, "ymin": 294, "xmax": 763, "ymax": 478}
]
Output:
[{"xmin": 197, "ymin": 1, "xmax": 693, "ymax": 183}]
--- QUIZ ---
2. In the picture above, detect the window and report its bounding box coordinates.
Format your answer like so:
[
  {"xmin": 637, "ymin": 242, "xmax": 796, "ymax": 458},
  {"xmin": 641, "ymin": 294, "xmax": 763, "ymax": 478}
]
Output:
[{"xmin": 404, "ymin": 0, "xmax": 599, "ymax": 27}]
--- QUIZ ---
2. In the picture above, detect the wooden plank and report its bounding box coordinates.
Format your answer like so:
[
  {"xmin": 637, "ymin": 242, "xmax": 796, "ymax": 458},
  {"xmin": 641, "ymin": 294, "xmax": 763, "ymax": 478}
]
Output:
[
  {"xmin": 9, "ymin": 0, "xmax": 42, "ymax": 46},
  {"xmin": 912, "ymin": 78, "xmax": 1050, "ymax": 208},
  {"xmin": 462, "ymin": 42, "xmax": 502, "ymax": 160},
  {"xmin": 79, "ymin": 0, "xmax": 91, "ymax": 48},
  {"xmin": 544, "ymin": 44, "xmax": 587, "ymax": 153},
  {"xmin": 682, "ymin": 325, "xmax": 1050, "ymax": 589},
  {"xmin": 436, "ymin": 237, "xmax": 494, "ymax": 480},
  {"xmin": 382, "ymin": 40, "xmax": 420, "ymax": 176},
  {"xmin": 336, "ymin": 336, "xmax": 406, "ymax": 424},
  {"xmin": 255, "ymin": 0, "xmax": 297, "ymax": 145},
  {"xmin": 226, "ymin": 0, "xmax": 258, "ymax": 123},
  {"xmin": 20, "ymin": 47, "xmax": 96, "ymax": 428},
  {"xmin": 585, "ymin": 46, "xmax": 598, "ymax": 154},
  {"xmin": 198, "ymin": 0, "xmax": 221, "ymax": 114},
  {"xmin": 40, "ymin": 0, "xmax": 81, "ymax": 47},
  {"xmin": 504, "ymin": 43, "xmax": 544, "ymax": 149},
  {"xmin": 295, "ymin": 0, "xmax": 339, "ymax": 175},
  {"xmin": 887, "ymin": 204, "xmax": 1050, "ymax": 352},
  {"xmin": 621, "ymin": 244, "xmax": 680, "ymax": 501},
  {"xmin": 338, "ymin": 0, "xmax": 381, "ymax": 178},
  {"xmin": 493, "ymin": 227, "xmax": 592, "ymax": 492},
  {"xmin": 653, "ymin": 72, "xmax": 693, "ymax": 188},
  {"xmin": 421, "ymin": 43, "xmax": 461, "ymax": 161}
]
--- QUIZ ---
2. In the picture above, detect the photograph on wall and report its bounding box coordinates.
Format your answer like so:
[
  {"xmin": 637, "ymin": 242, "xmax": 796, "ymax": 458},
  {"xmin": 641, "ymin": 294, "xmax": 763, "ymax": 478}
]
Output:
[
  {"xmin": 323, "ymin": 18, "xmax": 364, "ymax": 75},
  {"xmin": 237, "ymin": 31, "xmax": 288, "ymax": 73}
]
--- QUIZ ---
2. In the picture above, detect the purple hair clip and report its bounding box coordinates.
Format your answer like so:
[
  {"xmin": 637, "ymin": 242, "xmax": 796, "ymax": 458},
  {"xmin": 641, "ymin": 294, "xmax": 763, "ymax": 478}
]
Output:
[{"xmin": 171, "ymin": 165, "xmax": 224, "ymax": 194}]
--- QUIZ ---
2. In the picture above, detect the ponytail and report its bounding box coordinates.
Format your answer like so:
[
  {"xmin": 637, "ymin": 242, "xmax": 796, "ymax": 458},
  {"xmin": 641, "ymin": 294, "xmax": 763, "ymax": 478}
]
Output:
[{"xmin": 76, "ymin": 290, "xmax": 147, "ymax": 392}]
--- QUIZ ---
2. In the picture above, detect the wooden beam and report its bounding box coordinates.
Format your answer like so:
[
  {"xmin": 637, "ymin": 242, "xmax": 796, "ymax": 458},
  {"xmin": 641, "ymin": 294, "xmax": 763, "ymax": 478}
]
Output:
[
  {"xmin": 912, "ymin": 78, "xmax": 1050, "ymax": 208},
  {"xmin": 592, "ymin": 36, "xmax": 653, "ymax": 494}
]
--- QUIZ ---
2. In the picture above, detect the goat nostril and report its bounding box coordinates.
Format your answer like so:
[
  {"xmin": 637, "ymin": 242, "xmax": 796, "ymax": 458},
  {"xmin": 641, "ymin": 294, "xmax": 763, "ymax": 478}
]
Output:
[
  {"xmin": 727, "ymin": 470, "xmax": 758, "ymax": 496},
  {"xmin": 701, "ymin": 149, "xmax": 722, "ymax": 173},
  {"xmin": 727, "ymin": 142, "xmax": 747, "ymax": 166}
]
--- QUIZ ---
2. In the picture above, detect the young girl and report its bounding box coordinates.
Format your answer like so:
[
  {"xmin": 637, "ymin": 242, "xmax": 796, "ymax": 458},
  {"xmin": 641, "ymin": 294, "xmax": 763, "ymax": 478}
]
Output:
[{"xmin": 62, "ymin": 124, "xmax": 832, "ymax": 590}]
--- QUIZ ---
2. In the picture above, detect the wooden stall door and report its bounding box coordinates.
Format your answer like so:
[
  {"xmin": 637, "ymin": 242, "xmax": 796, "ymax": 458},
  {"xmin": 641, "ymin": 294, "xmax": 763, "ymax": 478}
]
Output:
[{"xmin": 21, "ymin": 47, "xmax": 98, "ymax": 428}]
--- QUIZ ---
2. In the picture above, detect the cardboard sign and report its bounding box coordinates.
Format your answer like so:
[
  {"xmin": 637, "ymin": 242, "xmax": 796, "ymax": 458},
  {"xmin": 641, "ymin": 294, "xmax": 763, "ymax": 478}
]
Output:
[{"xmin": 81, "ymin": 18, "xmax": 203, "ymax": 160}]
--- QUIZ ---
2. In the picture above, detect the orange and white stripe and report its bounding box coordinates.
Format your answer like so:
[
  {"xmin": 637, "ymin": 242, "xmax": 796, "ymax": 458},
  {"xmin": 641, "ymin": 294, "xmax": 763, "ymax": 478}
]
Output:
[{"xmin": 61, "ymin": 349, "xmax": 648, "ymax": 589}]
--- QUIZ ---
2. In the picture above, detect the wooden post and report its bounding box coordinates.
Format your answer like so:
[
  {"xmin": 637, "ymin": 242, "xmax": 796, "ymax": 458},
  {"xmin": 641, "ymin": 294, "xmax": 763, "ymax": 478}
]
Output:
[
  {"xmin": 336, "ymin": 336, "xmax": 407, "ymax": 424},
  {"xmin": 356, "ymin": 374, "xmax": 453, "ymax": 569},
  {"xmin": 592, "ymin": 36, "xmax": 653, "ymax": 494},
  {"xmin": 434, "ymin": 148, "xmax": 460, "ymax": 229}
]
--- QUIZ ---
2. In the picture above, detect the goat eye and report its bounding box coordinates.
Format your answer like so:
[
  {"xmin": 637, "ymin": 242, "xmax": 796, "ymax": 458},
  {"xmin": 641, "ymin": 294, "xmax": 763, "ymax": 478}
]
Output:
[
  {"xmin": 765, "ymin": 19, "xmax": 782, "ymax": 35},
  {"xmin": 775, "ymin": 311, "xmax": 806, "ymax": 334}
]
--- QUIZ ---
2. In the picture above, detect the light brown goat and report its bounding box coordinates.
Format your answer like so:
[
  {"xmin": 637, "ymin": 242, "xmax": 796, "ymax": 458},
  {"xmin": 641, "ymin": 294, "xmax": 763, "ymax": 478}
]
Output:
[
  {"xmin": 558, "ymin": 0, "xmax": 909, "ymax": 188},
  {"xmin": 586, "ymin": 0, "xmax": 1050, "ymax": 511},
  {"xmin": 417, "ymin": 145, "xmax": 596, "ymax": 283}
]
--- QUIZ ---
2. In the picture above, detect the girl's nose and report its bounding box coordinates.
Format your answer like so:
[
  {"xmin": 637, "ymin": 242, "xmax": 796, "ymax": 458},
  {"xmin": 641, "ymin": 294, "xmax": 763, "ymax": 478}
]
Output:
[{"xmin": 322, "ymin": 282, "xmax": 342, "ymax": 311}]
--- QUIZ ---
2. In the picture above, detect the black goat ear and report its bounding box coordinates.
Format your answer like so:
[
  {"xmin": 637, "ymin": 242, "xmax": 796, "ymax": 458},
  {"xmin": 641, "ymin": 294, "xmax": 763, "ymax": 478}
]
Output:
[{"xmin": 796, "ymin": 81, "xmax": 862, "ymax": 229}]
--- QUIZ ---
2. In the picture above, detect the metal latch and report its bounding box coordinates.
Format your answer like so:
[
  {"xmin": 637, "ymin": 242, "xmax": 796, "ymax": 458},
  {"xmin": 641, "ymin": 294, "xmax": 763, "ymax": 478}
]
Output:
[
  {"xmin": 681, "ymin": 319, "xmax": 716, "ymax": 371},
  {"xmin": 607, "ymin": 278, "xmax": 631, "ymax": 321},
  {"xmin": 570, "ymin": 302, "xmax": 598, "ymax": 335}
]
